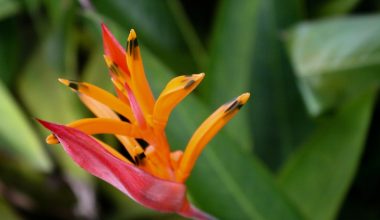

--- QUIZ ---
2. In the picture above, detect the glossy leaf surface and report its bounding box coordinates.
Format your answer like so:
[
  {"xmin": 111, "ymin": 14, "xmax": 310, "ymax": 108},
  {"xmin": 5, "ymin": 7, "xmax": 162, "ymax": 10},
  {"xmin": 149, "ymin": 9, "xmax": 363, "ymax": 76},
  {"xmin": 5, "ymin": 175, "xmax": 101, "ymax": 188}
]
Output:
[
  {"xmin": 286, "ymin": 15, "xmax": 380, "ymax": 115},
  {"xmin": 279, "ymin": 88, "xmax": 377, "ymax": 220}
]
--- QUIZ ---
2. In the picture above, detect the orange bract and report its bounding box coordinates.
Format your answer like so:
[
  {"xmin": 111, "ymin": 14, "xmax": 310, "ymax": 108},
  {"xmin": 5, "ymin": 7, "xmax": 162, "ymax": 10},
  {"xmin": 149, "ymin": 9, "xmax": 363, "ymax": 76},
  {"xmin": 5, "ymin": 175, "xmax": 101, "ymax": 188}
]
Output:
[{"xmin": 42, "ymin": 24, "xmax": 250, "ymax": 219}]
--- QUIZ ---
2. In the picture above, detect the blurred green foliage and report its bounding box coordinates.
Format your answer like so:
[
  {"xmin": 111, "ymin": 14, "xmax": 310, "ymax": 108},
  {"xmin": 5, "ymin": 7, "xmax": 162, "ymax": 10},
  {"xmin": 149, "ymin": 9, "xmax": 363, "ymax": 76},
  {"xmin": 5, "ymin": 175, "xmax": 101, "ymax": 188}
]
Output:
[{"xmin": 0, "ymin": 0, "xmax": 379, "ymax": 219}]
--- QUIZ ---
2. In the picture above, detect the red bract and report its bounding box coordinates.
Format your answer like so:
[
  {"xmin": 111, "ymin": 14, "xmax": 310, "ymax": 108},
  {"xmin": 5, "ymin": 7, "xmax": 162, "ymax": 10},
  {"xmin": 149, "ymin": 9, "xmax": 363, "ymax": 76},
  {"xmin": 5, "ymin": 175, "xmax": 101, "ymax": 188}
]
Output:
[
  {"xmin": 101, "ymin": 24, "xmax": 129, "ymax": 74},
  {"xmin": 39, "ymin": 120, "xmax": 185, "ymax": 211}
]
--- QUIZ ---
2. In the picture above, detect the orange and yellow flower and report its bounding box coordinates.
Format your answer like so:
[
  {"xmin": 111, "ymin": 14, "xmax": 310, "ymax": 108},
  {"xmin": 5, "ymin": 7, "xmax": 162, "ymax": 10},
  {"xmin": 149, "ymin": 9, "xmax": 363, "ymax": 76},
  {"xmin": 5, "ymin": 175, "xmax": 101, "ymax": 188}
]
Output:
[{"xmin": 38, "ymin": 24, "xmax": 249, "ymax": 219}]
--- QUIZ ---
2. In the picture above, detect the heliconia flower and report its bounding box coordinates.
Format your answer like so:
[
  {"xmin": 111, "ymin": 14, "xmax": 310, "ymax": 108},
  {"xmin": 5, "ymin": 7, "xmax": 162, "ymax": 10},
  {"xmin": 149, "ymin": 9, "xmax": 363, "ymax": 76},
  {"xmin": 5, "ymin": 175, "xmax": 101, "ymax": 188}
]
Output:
[{"xmin": 38, "ymin": 24, "xmax": 250, "ymax": 220}]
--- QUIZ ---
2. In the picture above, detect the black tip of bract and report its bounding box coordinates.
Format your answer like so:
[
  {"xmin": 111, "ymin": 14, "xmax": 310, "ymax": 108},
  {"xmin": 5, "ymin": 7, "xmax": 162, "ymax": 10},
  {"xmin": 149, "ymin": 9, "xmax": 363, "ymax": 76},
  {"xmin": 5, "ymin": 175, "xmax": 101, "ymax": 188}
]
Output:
[
  {"xmin": 67, "ymin": 80, "xmax": 80, "ymax": 90},
  {"xmin": 127, "ymin": 38, "xmax": 139, "ymax": 56},
  {"xmin": 224, "ymin": 99, "xmax": 244, "ymax": 113},
  {"xmin": 184, "ymin": 79, "xmax": 196, "ymax": 89}
]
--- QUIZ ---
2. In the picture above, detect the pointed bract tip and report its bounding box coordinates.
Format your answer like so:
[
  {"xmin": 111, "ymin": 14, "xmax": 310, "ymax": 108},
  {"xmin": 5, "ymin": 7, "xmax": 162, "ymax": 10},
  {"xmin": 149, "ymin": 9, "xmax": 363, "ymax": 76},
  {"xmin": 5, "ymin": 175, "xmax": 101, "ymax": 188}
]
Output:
[
  {"xmin": 182, "ymin": 73, "xmax": 204, "ymax": 90},
  {"xmin": 128, "ymin": 29, "xmax": 137, "ymax": 41},
  {"xmin": 36, "ymin": 118, "xmax": 46, "ymax": 125},
  {"xmin": 101, "ymin": 23, "xmax": 111, "ymax": 43},
  {"xmin": 103, "ymin": 55, "xmax": 113, "ymax": 65},
  {"xmin": 238, "ymin": 92, "xmax": 250, "ymax": 105},
  {"xmin": 58, "ymin": 78, "xmax": 69, "ymax": 86},
  {"xmin": 224, "ymin": 93, "xmax": 250, "ymax": 113},
  {"xmin": 58, "ymin": 79, "xmax": 80, "ymax": 90},
  {"xmin": 36, "ymin": 119, "xmax": 57, "ymax": 141},
  {"xmin": 36, "ymin": 119, "xmax": 56, "ymax": 131},
  {"xmin": 101, "ymin": 23, "xmax": 109, "ymax": 33},
  {"xmin": 193, "ymin": 72, "xmax": 205, "ymax": 80}
]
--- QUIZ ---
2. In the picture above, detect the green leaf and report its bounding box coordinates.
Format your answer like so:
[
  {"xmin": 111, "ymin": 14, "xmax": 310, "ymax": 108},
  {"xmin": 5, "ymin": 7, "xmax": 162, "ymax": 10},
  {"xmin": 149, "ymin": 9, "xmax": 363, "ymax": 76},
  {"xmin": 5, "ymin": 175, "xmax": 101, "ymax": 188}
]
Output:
[
  {"xmin": 205, "ymin": 0, "xmax": 261, "ymax": 151},
  {"xmin": 207, "ymin": 0, "xmax": 260, "ymax": 102},
  {"xmin": 0, "ymin": 0, "xmax": 21, "ymax": 20},
  {"xmin": 81, "ymin": 48, "xmax": 112, "ymax": 90},
  {"xmin": 166, "ymin": 0, "xmax": 209, "ymax": 70},
  {"xmin": 278, "ymin": 88, "xmax": 377, "ymax": 220},
  {"xmin": 286, "ymin": 15, "xmax": 380, "ymax": 116},
  {"xmin": 18, "ymin": 34, "xmax": 82, "ymax": 124},
  {"xmin": 17, "ymin": 27, "xmax": 92, "ymax": 183},
  {"xmin": 250, "ymin": 0, "xmax": 312, "ymax": 170},
  {"xmin": 142, "ymin": 48, "xmax": 303, "ymax": 220},
  {"xmin": 0, "ymin": 80, "xmax": 51, "ymax": 171}
]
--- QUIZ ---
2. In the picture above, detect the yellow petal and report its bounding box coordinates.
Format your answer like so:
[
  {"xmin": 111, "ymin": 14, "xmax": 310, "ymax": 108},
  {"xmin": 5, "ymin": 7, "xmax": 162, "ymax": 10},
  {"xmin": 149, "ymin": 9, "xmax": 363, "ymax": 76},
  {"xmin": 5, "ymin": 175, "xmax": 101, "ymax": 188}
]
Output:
[
  {"xmin": 176, "ymin": 93, "xmax": 250, "ymax": 182},
  {"xmin": 126, "ymin": 29, "xmax": 155, "ymax": 118},
  {"xmin": 46, "ymin": 118, "xmax": 143, "ymax": 144},
  {"xmin": 153, "ymin": 73, "xmax": 204, "ymax": 128},
  {"xmin": 79, "ymin": 94, "xmax": 141, "ymax": 157},
  {"xmin": 58, "ymin": 78, "xmax": 136, "ymax": 124},
  {"xmin": 79, "ymin": 93, "xmax": 118, "ymax": 119}
]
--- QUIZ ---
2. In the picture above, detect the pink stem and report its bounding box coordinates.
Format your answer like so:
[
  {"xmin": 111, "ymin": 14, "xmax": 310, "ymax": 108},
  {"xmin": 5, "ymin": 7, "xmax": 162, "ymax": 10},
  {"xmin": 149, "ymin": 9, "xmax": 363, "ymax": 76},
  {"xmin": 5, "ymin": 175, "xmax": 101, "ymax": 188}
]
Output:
[{"xmin": 178, "ymin": 200, "xmax": 216, "ymax": 220}]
